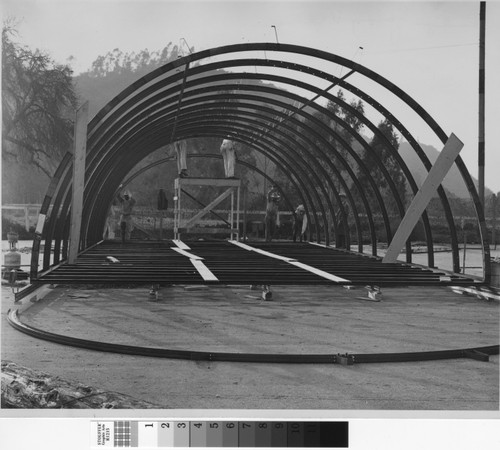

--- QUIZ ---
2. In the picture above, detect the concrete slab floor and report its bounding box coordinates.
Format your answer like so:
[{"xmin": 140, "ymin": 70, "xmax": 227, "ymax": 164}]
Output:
[{"xmin": 1, "ymin": 283, "xmax": 498, "ymax": 411}]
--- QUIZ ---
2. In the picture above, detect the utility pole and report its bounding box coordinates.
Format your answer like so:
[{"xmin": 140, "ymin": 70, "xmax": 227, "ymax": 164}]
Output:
[{"xmin": 478, "ymin": 2, "xmax": 486, "ymax": 208}]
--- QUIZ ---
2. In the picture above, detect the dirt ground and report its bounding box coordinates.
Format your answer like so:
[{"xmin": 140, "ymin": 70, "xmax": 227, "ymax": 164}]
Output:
[{"xmin": 1, "ymin": 281, "xmax": 498, "ymax": 413}]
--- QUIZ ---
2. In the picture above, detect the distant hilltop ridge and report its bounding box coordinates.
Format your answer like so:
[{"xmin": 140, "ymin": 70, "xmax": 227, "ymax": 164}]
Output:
[
  {"xmin": 399, "ymin": 141, "xmax": 494, "ymax": 199},
  {"xmin": 1, "ymin": 140, "xmax": 494, "ymax": 204}
]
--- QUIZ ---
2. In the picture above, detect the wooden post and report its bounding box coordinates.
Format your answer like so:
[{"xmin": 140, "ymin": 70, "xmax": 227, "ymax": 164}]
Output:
[
  {"xmin": 383, "ymin": 134, "xmax": 464, "ymax": 264},
  {"xmin": 493, "ymin": 193, "xmax": 497, "ymax": 250},
  {"xmin": 68, "ymin": 101, "xmax": 89, "ymax": 264}
]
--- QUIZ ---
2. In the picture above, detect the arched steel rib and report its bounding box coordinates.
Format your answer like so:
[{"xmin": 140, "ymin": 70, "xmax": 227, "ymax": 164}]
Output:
[{"xmin": 8, "ymin": 309, "xmax": 498, "ymax": 365}]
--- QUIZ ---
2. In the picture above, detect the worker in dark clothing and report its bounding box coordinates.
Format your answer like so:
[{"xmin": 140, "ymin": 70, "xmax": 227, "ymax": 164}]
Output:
[
  {"xmin": 265, "ymin": 185, "xmax": 281, "ymax": 242},
  {"xmin": 335, "ymin": 194, "xmax": 349, "ymax": 248}
]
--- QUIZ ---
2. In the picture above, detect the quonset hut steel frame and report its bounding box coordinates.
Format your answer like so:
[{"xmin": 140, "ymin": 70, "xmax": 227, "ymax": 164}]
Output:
[{"xmin": 31, "ymin": 43, "xmax": 490, "ymax": 282}]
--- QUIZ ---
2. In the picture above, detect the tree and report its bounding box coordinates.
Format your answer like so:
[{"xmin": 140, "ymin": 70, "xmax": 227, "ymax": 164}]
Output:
[
  {"xmin": 360, "ymin": 118, "xmax": 407, "ymax": 216},
  {"xmin": 325, "ymin": 89, "xmax": 365, "ymax": 192},
  {"xmin": 2, "ymin": 23, "xmax": 78, "ymax": 178}
]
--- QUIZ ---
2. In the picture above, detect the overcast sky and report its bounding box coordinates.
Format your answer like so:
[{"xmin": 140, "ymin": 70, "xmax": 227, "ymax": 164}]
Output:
[{"xmin": 2, "ymin": 0, "xmax": 500, "ymax": 193}]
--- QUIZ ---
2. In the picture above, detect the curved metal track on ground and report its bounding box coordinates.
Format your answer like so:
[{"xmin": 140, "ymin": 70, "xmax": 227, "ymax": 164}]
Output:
[
  {"xmin": 7, "ymin": 309, "xmax": 499, "ymax": 365},
  {"xmin": 33, "ymin": 42, "xmax": 490, "ymax": 282}
]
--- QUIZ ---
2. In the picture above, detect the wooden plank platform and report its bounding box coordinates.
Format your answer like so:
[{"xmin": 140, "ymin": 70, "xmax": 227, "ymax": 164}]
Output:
[{"xmin": 33, "ymin": 240, "xmax": 479, "ymax": 287}]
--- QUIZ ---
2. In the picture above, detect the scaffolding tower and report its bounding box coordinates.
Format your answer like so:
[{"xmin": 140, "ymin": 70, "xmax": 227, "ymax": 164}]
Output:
[{"xmin": 173, "ymin": 177, "xmax": 241, "ymax": 241}]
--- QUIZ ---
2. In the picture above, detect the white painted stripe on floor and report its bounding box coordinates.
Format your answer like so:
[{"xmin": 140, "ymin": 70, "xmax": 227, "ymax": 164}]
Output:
[
  {"xmin": 171, "ymin": 247, "xmax": 203, "ymax": 260},
  {"xmin": 228, "ymin": 240, "xmax": 254, "ymax": 251},
  {"xmin": 289, "ymin": 261, "xmax": 350, "ymax": 283},
  {"xmin": 308, "ymin": 242, "xmax": 331, "ymax": 249},
  {"xmin": 228, "ymin": 240, "xmax": 296, "ymax": 262},
  {"xmin": 172, "ymin": 239, "xmax": 191, "ymax": 250},
  {"xmin": 229, "ymin": 240, "xmax": 350, "ymax": 283},
  {"xmin": 190, "ymin": 259, "xmax": 219, "ymax": 281}
]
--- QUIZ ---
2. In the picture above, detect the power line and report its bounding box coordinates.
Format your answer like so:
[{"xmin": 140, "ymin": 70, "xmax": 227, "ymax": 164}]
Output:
[{"xmin": 369, "ymin": 43, "xmax": 476, "ymax": 55}]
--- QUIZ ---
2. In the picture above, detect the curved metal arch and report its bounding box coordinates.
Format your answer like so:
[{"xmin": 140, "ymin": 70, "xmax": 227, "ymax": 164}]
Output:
[
  {"xmin": 116, "ymin": 154, "xmax": 298, "ymax": 215},
  {"xmin": 83, "ymin": 94, "xmax": 364, "ymax": 250},
  {"xmin": 89, "ymin": 154, "xmax": 301, "ymax": 242},
  {"xmin": 80, "ymin": 85, "xmax": 350, "ymax": 246},
  {"xmin": 36, "ymin": 42, "xmax": 489, "ymax": 281},
  {"xmin": 131, "ymin": 87, "xmax": 396, "ymax": 244},
  {"xmin": 82, "ymin": 70, "xmax": 411, "ymax": 249},
  {"xmin": 82, "ymin": 112, "xmax": 328, "ymax": 244},
  {"xmin": 86, "ymin": 121, "xmax": 330, "ymax": 244},
  {"xmin": 46, "ymin": 87, "xmax": 414, "ymax": 264},
  {"xmin": 166, "ymin": 99, "xmax": 382, "ymax": 253},
  {"xmin": 84, "ymin": 46, "xmax": 479, "ymax": 269},
  {"xmin": 81, "ymin": 62, "xmax": 404, "ymax": 236},
  {"xmin": 86, "ymin": 42, "xmax": 485, "ymax": 235},
  {"xmin": 83, "ymin": 83, "xmax": 386, "ymax": 253},
  {"xmin": 178, "ymin": 107, "xmax": 376, "ymax": 252}
]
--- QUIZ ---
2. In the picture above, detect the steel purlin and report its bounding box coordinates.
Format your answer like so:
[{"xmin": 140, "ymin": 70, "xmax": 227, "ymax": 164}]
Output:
[
  {"xmin": 83, "ymin": 88, "xmax": 395, "ymax": 253},
  {"xmin": 115, "ymin": 154, "xmax": 298, "ymax": 218},
  {"xmin": 80, "ymin": 68, "xmax": 410, "ymax": 255},
  {"xmin": 160, "ymin": 102, "xmax": 381, "ymax": 255},
  {"xmin": 85, "ymin": 119, "xmax": 328, "ymax": 245},
  {"xmin": 82, "ymin": 62, "xmax": 405, "ymax": 214},
  {"xmin": 87, "ymin": 42, "xmax": 484, "ymax": 259},
  {"xmin": 84, "ymin": 46, "xmax": 478, "ymax": 273},
  {"xmin": 183, "ymin": 127, "xmax": 329, "ymax": 244},
  {"xmin": 83, "ymin": 100, "xmax": 364, "ymax": 249},
  {"xmin": 39, "ymin": 43, "xmax": 488, "ymax": 280},
  {"xmin": 49, "ymin": 87, "xmax": 414, "ymax": 268},
  {"xmin": 80, "ymin": 118, "xmax": 317, "ymax": 245},
  {"xmin": 82, "ymin": 84, "xmax": 378, "ymax": 251},
  {"xmin": 174, "ymin": 110, "xmax": 370, "ymax": 251},
  {"xmin": 172, "ymin": 116, "xmax": 361, "ymax": 248},
  {"xmin": 88, "ymin": 149, "xmax": 304, "ymax": 246},
  {"xmin": 83, "ymin": 66, "xmax": 408, "ymax": 235},
  {"xmin": 82, "ymin": 73, "xmax": 409, "ymax": 250},
  {"xmin": 81, "ymin": 95, "xmax": 336, "ymax": 248}
]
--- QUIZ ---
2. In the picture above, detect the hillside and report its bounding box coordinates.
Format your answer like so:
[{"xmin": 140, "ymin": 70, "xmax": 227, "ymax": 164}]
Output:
[
  {"xmin": 2, "ymin": 43, "xmax": 494, "ymax": 205},
  {"xmin": 399, "ymin": 141, "xmax": 493, "ymax": 199}
]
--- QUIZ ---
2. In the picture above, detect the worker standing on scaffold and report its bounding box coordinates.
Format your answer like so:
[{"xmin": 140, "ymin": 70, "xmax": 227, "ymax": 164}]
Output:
[
  {"xmin": 265, "ymin": 185, "xmax": 281, "ymax": 242},
  {"xmin": 220, "ymin": 138, "xmax": 236, "ymax": 178},
  {"xmin": 174, "ymin": 140, "xmax": 188, "ymax": 178},
  {"xmin": 117, "ymin": 185, "xmax": 136, "ymax": 243}
]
